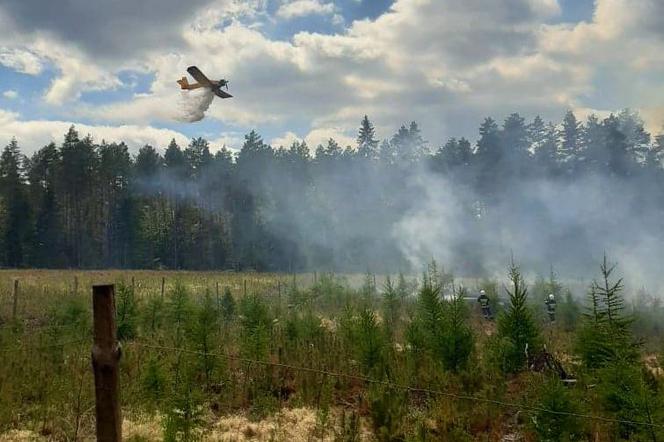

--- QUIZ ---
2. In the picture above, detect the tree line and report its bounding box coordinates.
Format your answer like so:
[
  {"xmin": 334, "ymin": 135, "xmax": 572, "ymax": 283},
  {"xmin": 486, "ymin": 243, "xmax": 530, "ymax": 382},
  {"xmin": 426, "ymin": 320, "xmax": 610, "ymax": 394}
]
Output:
[{"xmin": 0, "ymin": 110, "xmax": 662, "ymax": 270}]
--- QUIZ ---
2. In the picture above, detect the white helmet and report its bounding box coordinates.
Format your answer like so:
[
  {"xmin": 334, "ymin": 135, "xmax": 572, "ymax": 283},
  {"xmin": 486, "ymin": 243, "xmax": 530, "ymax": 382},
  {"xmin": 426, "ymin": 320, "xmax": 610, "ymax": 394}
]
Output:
[
  {"xmin": 548, "ymin": 293, "xmax": 555, "ymax": 300},
  {"xmin": 480, "ymin": 289, "xmax": 486, "ymax": 295}
]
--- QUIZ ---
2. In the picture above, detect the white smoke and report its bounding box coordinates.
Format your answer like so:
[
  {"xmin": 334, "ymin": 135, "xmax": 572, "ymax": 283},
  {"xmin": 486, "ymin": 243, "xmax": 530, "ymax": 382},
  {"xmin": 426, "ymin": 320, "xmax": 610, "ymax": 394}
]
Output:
[
  {"xmin": 393, "ymin": 170, "xmax": 664, "ymax": 294},
  {"xmin": 175, "ymin": 88, "xmax": 214, "ymax": 122}
]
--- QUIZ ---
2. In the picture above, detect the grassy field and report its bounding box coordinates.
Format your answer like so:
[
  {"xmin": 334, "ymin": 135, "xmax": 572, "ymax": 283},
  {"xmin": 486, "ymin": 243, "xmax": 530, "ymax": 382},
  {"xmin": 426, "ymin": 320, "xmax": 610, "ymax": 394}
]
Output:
[{"xmin": 0, "ymin": 269, "xmax": 662, "ymax": 441}]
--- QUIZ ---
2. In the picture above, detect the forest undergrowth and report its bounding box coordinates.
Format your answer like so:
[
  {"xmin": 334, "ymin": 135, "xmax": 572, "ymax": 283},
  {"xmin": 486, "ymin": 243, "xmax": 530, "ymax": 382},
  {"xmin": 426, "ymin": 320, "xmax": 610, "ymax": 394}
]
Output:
[{"xmin": 0, "ymin": 261, "xmax": 663, "ymax": 441}]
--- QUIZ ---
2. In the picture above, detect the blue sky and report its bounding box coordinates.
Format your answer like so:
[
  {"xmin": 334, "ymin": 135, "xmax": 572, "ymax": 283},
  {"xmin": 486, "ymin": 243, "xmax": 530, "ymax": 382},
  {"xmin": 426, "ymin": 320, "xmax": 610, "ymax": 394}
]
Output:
[{"xmin": 0, "ymin": 0, "xmax": 661, "ymax": 154}]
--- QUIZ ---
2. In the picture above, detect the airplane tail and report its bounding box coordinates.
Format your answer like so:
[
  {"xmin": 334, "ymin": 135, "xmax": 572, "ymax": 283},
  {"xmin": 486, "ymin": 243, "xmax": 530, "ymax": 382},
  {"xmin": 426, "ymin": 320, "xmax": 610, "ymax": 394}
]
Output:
[{"xmin": 177, "ymin": 77, "xmax": 189, "ymax": 89}]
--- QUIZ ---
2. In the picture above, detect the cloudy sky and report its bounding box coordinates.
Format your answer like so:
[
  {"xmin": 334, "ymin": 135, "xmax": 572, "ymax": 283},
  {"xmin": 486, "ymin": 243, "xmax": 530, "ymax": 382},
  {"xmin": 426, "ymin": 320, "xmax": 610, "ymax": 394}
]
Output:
[{"xmin": 0, "ymin": 0, "xmax": 662, "ymax": 154}]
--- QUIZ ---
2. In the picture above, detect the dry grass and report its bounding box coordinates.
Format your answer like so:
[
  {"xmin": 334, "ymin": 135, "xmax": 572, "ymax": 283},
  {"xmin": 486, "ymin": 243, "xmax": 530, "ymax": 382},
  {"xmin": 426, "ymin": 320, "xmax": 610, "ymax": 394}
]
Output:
[
  {"xmin": 0, "ymin": 269, "xmax": 295, "ymax": 321},
  {"xmin": 116, "ymin": 408, "xmax": 373, "ymax": 441}
]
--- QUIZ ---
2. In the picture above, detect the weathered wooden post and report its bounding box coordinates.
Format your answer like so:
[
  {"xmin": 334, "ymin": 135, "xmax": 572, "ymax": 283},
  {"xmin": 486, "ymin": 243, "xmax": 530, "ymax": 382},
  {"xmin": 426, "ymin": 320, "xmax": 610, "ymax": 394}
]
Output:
[
  {"xmin": 92, "ymin": 284, "xmax": 122, "ymax": 442},
  {"xmin": 12, "ymin": 279, "xmax": 19, "ymax": 321},
  {"xmin": 243, "ymin": 279, "xmax": 247, "ymax": 297},
  {"xmin": 73, "ymin": 276, "xmax": 79, "ymax": 297},
  {"xmin": 131, "ymin": 277, "xmax": 135, "ymax": 294},
  {"xmin": 160, "ymin": 277, "xmax": 165, "ymax": 300}
]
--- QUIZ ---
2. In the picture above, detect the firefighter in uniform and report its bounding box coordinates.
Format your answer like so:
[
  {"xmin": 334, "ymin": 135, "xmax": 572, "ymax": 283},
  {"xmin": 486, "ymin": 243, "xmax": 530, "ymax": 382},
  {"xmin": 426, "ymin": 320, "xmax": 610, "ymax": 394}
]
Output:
[
  {"xmin": 545, "ymin": 293, "xmax": 557, "ymax": 322},
  {"xmin": 477, "ymin": 289, "xmax": 493, "ymax": 320}
]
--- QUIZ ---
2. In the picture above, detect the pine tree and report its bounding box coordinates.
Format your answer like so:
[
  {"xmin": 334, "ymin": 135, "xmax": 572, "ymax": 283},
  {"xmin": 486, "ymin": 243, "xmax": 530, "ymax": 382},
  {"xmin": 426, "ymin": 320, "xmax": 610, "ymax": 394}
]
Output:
[
  {"xmin": 475, "ymin": 117, "xmax": 501, "ymax": 195},
  {"xmin": 27, "ymin": 142, "xmax": 61, "ymax": 267},
  {"xmin": 356, "ymin": 308, "xmax": 386, "ymax": 376},
  {"xmin": 185, "ymin": 137, "xmax": 213, "ymax": 180},
  {"xmin": 390, "ymin": 122, "xmax": 426, "ymax": 161},
  {"xmin": 378, "ymin": 139, "xmax": 395, "ymax": 165},
  {"xmin": 582, "ymin": 114, "xmax": 604, "ymax": 172},
  {"xmin": 220, "ymin": 287, "xmax": 236, "ymax": 322},
  {"xmin": 441, "ymin": 286, "xmax": 474, "ymax": 372},
  {"xmin": 559, "ymin": 110, "xmax": 581, "ymax": 170},
  {"xmin": 382, "ymin": 276, "xmax": 400, "ymax": 341},
  {"xmin": 357, "ymin": 115, "xmax": 379, "ymax": 159},
  {"xmin": 532, "ymin": 120, "xmax": 559, "ymax": 175},
  {"xmin": 0, "ymin": 138, "xmax": 32, "ymax": 266},
  {"xmin": 98, "ymin": 141, "xmax": 134, "ymax": 267},
  {"xmin": 603, "ymin": 114, "xmax": 633, "ymax": 176},
  {"xmin": 617, "ymin": 108, "xmax": 650, "ymax": 165},
  {"xmin": 58, "ymin": 127, "xmax": 99, "ymax": 267},
  {"xmin": 135, "ymin": 144, "xmax": 162, "ymax": 181},
  {"xmin": 434, "ymin": 137, "xmax": 473, "ymax": 172},
  {"xmin": 576, "ymin": 255, "xmax": 639, "ymax": 369},
  {"xmin": 496, "ymin": 263, "xmax": 540, "ymax": 373},
  {"xmin": 644, "ymin": 132, "xmax": 663, "ymax": 169},
  {"xmin": 528, "ymin": 115, "xmax": 547, "ymax": 151},
  {"xmin": 502, "ymin": 112, "xmax": 529, "ymax": 166},
  {"xmin": 406, "ymin": 282, "xmax": 444, "ymax": 356},
  {"xmin": 192, "ymin": 291, "xmax": 219, "ymax": 387}
]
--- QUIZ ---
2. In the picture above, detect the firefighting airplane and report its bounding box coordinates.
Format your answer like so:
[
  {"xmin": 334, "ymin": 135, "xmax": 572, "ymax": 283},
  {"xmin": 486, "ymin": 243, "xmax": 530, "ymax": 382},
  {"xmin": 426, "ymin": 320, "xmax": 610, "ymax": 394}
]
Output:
[{"xmin": 177, "ymin": 66, "xmax": 233, "ymax": 99}]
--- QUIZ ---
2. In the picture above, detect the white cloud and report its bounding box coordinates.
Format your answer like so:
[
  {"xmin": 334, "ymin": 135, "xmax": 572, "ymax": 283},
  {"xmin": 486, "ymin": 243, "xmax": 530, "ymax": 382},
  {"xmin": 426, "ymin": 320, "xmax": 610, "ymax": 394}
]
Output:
[
  {"xmin": 269, "ymin": 127, "xmax": 356, "ymax": 152},
  {"xmin": 0, "ymin": 0, "xmax": 662, "ymax": 147},
  {"xmin": 276, "ymin": 0, "xmax": 335, "ymax": 19},
  {"xmin": 33, "ymin": 38, "xmax": 122, "ymax": 105},
  {"xmin": 271, "ymin": 131, "xmax": 301, "ymax": 148},
  {"xmin": 210, "ymin": 132, "xmax": 245, "ymax": 151},
  {"xmin": 304, "ymin": 127, "xmax": 355, "ymax": 149},
  {"xmin": 0, "ymin": 47, "xmax": 43, "ymax": 75},
  {"xmin": 2, "ymin": 90, "xmax": 18, "ymax": 99},
  {"xmin": 0, "ymin": 109, "xmax": 190, "ymax": 154}
]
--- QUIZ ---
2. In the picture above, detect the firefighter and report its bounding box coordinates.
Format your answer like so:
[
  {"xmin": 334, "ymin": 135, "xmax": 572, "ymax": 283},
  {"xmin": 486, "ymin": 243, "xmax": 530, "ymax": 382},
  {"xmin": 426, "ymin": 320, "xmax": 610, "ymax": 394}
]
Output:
[
  {"xmin": 477, "ymin": 289, "xmax": 493, "ymax": 320},
  {"xmin": 545, "ymin": 293, "xmax": 556, "ymax": 322}
]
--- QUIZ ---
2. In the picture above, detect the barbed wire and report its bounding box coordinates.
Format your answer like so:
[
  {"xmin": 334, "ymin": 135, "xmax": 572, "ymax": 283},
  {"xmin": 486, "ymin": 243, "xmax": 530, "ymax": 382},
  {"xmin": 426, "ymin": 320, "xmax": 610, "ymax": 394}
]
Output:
[
  {"xmin": 0, "ymin": 321, "xmax": 85, "ymax": 331},
  {"xmin": 0, "ymin": 339, "xmax": 88, "ymax": 353},
  {"xmin": 129, "ymin": 340, "xmax": 663, "ymax": 430}
]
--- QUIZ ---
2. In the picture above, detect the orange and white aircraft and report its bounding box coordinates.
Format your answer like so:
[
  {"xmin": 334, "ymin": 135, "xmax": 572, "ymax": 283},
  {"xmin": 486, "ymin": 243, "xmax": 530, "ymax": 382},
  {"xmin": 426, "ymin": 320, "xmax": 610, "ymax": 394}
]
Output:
[{"xmin": 177, "ymin": 66, "xmax": 232, "ymax": 99}]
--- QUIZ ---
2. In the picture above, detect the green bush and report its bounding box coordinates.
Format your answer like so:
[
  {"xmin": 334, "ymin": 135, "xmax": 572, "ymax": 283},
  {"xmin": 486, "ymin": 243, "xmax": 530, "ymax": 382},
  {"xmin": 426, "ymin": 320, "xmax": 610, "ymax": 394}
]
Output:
[
  {"xmin": 596, "ymin": 361, "xmax": 663, "ymax": 441},
  {"xmin": 219, "ymin": 286, "xmax": 236, "ymax": 322},
  {"xmin": 530, "ymin": 377, "xmax": 584, "ymax": 441},
  {"xmin": 368, "ymin": 386, "xmax": 407, "ymax": 441},
  {"xmin": 238, "ymin": 294, "xmax": 272, "ymax": 359},
  {"xmin": 116, "ymin": 282, "xmax": 138, "ymax": 341},
  {"xmin": 141, "ymin": 357, "xmax": 166, "ymax": 405}
]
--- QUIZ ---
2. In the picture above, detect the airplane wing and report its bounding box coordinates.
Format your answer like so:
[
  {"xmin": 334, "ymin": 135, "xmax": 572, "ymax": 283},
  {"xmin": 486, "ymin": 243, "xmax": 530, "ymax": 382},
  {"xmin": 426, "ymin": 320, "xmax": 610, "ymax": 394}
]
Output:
[
  {"xmin": 214, "ymin": 89, "xmax": 233, "ymax": 99},
  {"xmin": 187, "ymin": 66, "xmax": 213, "ymax": 87}
]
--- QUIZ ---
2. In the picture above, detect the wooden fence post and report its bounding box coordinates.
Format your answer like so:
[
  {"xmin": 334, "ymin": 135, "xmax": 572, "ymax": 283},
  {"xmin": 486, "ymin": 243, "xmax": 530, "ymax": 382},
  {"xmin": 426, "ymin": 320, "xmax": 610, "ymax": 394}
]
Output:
[
  {"xmin": 74, "ymin": 276, "xmax": 79, "ymax": 297},
  {"xmin": 243, "ymin": 279, "xmax": 247, "ymax": 297},
  {"xmin": 160, "ymin": 277, "xmax": 165, "ymax": 300},
  {"xmin": 12, "ymin": 279, "xmax": 19, "ymax": 321},
  {"xmin": 92, "ymin": 284, "xmax": 122, "ymax": 442}
]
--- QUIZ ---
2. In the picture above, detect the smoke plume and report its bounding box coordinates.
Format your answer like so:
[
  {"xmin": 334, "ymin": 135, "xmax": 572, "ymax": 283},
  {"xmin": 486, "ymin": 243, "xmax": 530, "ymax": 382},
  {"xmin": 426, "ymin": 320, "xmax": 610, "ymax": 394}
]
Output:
[{"xmin": 175, "ymin": 88, "xmax": 214, "ymax": 122}]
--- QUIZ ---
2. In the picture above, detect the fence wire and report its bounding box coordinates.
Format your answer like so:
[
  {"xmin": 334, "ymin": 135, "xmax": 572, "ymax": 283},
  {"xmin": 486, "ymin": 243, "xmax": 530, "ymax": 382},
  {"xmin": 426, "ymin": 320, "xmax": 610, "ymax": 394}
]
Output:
[
  {"xmin": 0, "ymin": 338, "xmax": 88, "ymax": 353},
  {"xmin": 129, "ymin": 340, "xmax": 664, "ymax": 430}
]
